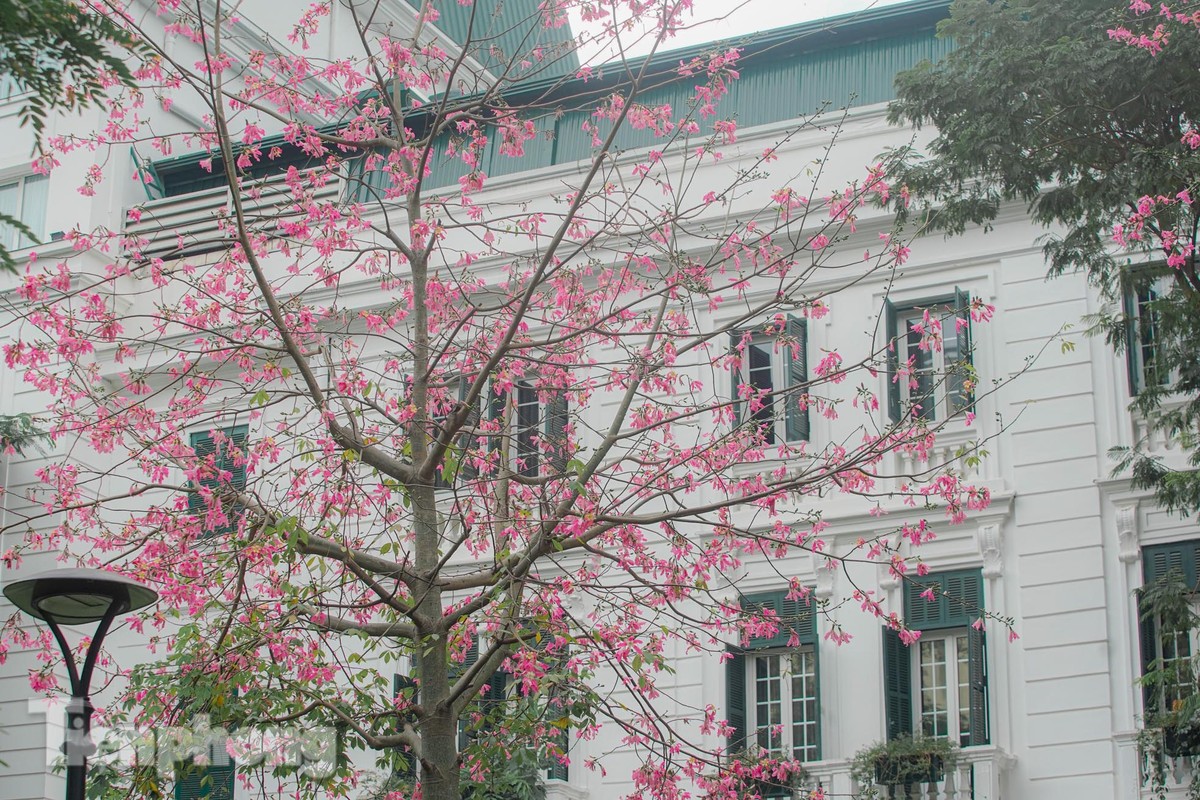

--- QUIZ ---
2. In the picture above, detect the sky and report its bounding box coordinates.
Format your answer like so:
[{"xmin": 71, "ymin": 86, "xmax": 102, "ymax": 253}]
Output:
[{"xmin": 572, "ymin": 0, "xmax": 914, "ymax": 61}]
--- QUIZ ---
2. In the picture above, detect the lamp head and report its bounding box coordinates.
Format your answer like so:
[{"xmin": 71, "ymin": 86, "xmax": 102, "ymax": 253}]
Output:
[{"xmin": 3, "ymin": 568, "xmax": 158, "ymax": 626}]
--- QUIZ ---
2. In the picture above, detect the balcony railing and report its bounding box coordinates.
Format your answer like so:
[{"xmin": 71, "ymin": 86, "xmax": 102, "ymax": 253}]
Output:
[
  {"xmin": 802, "ymin": 746, "xmax": 1009, "ymax": 800},
  {"xmin": 123, "ymin": 169, "xmax": 340, "ymax": 262}
]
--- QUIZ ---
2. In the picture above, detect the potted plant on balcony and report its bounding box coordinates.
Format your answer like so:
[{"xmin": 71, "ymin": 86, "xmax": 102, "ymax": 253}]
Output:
[
  {"xmin": 850, "ymin": 735, "xmax": 957, "ymax": 799},
  {"xmin": 1136, "ymin": 569, "xmax": 1200, "ymax": 800}
]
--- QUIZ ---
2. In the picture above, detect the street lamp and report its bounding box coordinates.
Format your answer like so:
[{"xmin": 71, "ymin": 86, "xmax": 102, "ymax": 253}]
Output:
[{"xmin": 3, "ymin": 568, "xmax": 158, "ymax": 800}]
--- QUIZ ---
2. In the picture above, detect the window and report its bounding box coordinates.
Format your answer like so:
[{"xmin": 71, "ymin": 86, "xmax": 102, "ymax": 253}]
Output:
[
  {"xmin": 1138, "ymin": 540, "xmax": 1200, "ymax": 716},
  {"xmin": 455, "ymin": 633, "xmax": 571, "ymax": 784},
  {"xmin": 729, "ymin": 316, "xmax": 809, "ymax": 444},
  {"xmin": 487, "ymin": 381, "xmax": 568, "ymax": 478},
  {"xmin": 188, "ymin": 425, "xmax": 249, "ymax": 537},
  {"xmin": 1124, "ymin": 271, "xmax": 1177, "ymax": 396},
  {"xmin": 726, "ymin": 589, "xmax": 821, "ymax": 775},
  {"xmin": 885, "ymin": 290, "xmax": 974, "ymax": 422},
  {"xmin": 0, "ymin": 173, "xmax": 49, "ymax": 250},
  {"xmin": 392, "ymin": 673, "xmax": 419, "ymax": 782},
  {"xmin": 175, "ymin": 756, "xmax": 235, "ymax": 800},
  {"xmin": 883, "ymin": 569, "xmax": 988, "ymax": 747}
]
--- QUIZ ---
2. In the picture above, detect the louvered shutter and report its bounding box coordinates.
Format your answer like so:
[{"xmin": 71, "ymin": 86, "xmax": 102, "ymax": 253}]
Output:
[
  {"xmin": 175, "ymin": 761, "xmax": 235, "ymax": 800},
  {"xmin": 544, "ymin": 392, "xmax": 569, "ymax": 474},
  {"xmin": 967, "ymin": 624, "xmax": 989, "ymax": 746},
  {"xmin": 953, "ymin": 287, "xmax": 975, "ymax": 411},
  {"xmin": 1123, "ymin": 282, "xmax": 1143, "ymax": 395},
  {"xmin": 885, "ymin": 298, "xmax": 901, "ymax": 422},
  {"xmin": 489, "ymin": 386, "xmax": 508, "ymax": 457},
  {"xmin": 453, "ymin": 634, "xmax": 479, "ymax": 679},
  {"xmin": 729, "ymin": 329, "xmax": 745, "ymax": 428},
  {"xmin": 905, "ymin": 570, "xmax": 983, "ymax": 630},
  {"xmin": 1140, "ymin": 540, "xmax": 1200, "ymax": 687},
  {"xmin": 547, "ymin": 725, "xmax": 570, "ymax": 782},
  {"xmin": 725, "ymin": 649, "xmax": 747, "ymax": 753},
  {"xmin": 458, "ymin": 376, "xmax": 481, "ymax": 480},
  {"xmin": 742, "ymin": 590, "xmax": 816, "ymax": 648},
  {"xmin": 784, "ymin": 315, "xmax": 810, "ymax": 442},
  {"xmin": 882, "ymin": 628, "xmax": 913, "ymax": 740},
  {"xmin": 188, "ymin": 425, "xmax": 248, "ymax": 537},
  {"xmin": 393, "ymin": 673, "xmax": 418, "ymax": 781}
]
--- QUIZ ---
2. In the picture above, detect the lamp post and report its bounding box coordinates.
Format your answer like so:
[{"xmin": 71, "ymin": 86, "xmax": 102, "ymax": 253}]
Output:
[{"xmin": 3, "ymin": 568, "xmax": 158, "ymax": 800}]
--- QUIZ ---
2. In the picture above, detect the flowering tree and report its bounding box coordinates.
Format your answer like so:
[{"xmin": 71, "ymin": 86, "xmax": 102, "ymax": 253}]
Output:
[{"xmin": 0, "ymin": 2, "xmax": 1000, "ymax": 799}]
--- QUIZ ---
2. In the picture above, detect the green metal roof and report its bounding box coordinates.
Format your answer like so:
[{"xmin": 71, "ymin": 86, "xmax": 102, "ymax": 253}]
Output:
[
  {"xmin": 150, "ymin": 1, "xmax": 954, "ymax": 198},
  {"xmin": 359, "ymin": 0, "xmax": 953, "ymax": 192},
  {"xmin": 403, "ymin": 0, "xmax": 579, "ymax": 79}
]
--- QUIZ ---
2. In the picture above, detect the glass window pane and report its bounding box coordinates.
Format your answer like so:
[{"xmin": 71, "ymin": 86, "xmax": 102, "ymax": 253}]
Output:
[
  {"xmin": 0, "ymin": 182, "xmax": 18, "ymax": 250},
  {"xmin": 904, "ymin": 320, "xmax": 936, "ymax": 420},
  {"xmin": 747, "ymin": 340, "xmax": 776, "ymax": 443},
  {"xmin": 790, "ymin": 650, "xmax": 817, "ymax": 762},
  {"xmin": 18, "ymin": 173, "xmax": 48, "ymax": 247}
]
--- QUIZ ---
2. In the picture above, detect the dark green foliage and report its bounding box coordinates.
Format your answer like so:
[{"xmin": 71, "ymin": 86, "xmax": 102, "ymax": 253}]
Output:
[
  {"xmin": 0, "ymin": 412, "xmax": 47, "ymax": 455},
  {"xmin": 0, "ymin": 0, "xmax": 142, "ymax": 272},
  {"xmin": 0, "ymin": 0, "xmax": 137, "ymax": 140},
  {"xmin": 886, "ymin": 0, "xmax": 1200, "ymax": 513}
]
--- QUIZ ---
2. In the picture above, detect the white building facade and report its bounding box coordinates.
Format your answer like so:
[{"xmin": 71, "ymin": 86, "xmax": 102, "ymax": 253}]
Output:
[{"xmin": 0, "ymin": 2, "xmax": 1190, "ymax": 799}]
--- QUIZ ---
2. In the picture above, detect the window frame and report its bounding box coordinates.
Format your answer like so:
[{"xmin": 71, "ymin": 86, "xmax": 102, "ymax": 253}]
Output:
[
  {"xmin": 883, "ymin": 569, "xmax": 989, "ymax": 747},
  {"xmin": 913, "ymin": 629, "xmax": 974, "ymax": 746},
  {"xmin": 1139, "ymin": 540, "xmax": 1200, "ymax": 716},
  {"xmin": 0, "ymin": 172, "xmax": 50, "ymax": 250},
  {"xmin": 1124, "ymin": 269, "xmax": 1179, "ymax": 396},
  {"xmin": 486, "ymin": 380, "xmax": 568, "ymax": 479},
  {"xmin": 725, "ymin": 588, "xmax": 821, "ymax": 767},
  {"xmin": 729, "ymin": 315, "xmax": 810, "ymax": 444},
  {"xmin": 454, "ymin": 632, "xmax": 571, "ymax": 783},
  {"xmin": 885, "ymin": 289, "xmax": 974, "ymax": 423},
  {"xmin": 745, "ymin": 646, "xmax": 821, "ymax": 764}
]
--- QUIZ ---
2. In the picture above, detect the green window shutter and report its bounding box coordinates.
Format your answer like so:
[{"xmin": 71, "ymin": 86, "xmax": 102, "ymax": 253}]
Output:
[
  {"xmin": 953, "ymin": 286, "xmax": 975, "ymax": 411},
  {"xmin": 488, "ymin": 386, "xmax": 507, "ymax": 455},
  {"xmin": 904, "ymin": 569, "xmax": 983, "ymax": 631},
  {"xmin": 967, "ymin": 625, "xmax": 989, "ymax": 746},
  {"xmin": 188, "ymin": 425, "xmax": 248, "ymax": 537},
  {"xmin": 729, "ymin": 329, "xmax": 745, "ymax": 428},
  {"xmin": 783, "ymin": 315, "xmax": 809, "ymax": 442},
  {"xmin": 547, "ymin": 725, "xmax": 570, "ymax": 782},
  {"xmin": 725, "ymin": 649, "xmax": 747, "ymax": 753},
  {"xmin": 392, "ymin": 673, "xmax": 418, "ymax": 781},
  {"xmin": 1123, "ymin": 283, "xmax": 1142, "ymax": 396},
  {"xmin": 884, "ymin": 298, "xmax": 901, "ymax": 422},
  {"xmin": 741, "ymin": 590, "xmax": 816, "ymax": 648},
  {"xmin": 544, "ymin": 392, "xmax": 569, "ymax": 474},
  {"xmin": 175, "ymin": 759, "xmax": 235, "ymax": 800},
  {"xmin": 452, "ymin": 634, "xmax": 480, "ymax": 680},
  {"xmin": 1140, "ymin": 540, "xmax": 1200, "ymax": 685},
  {"xmin": 457, "ymin": 377, "xmax": 481, "ymax": 480},
  {"xmin": 1143, "ymin": 540, "xmax": 1200, "ymax": 589},
  {"xmin": 882, "ymin": 629, "xmax": 913, "ymax": 740}
]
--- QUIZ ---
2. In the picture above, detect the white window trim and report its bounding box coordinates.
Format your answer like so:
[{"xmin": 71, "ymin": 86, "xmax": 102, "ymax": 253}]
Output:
[
  {"xmin": 736, "ymin": 331, "xmax": 792, "ymax": 446},
  {"xmin": 745, "ymin": 646, "xmax": 819, "ymax": 763},
  {"xmin": 893, "ymin": 300, "xmax": 970, "ymax": 423},
  {"xmin": 0, "ymin": 172, "xmax": 49, "ymax": 251},
  {"xmin": 913, "ymin": 629, "xmax": 973, "ymax": 746}
]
